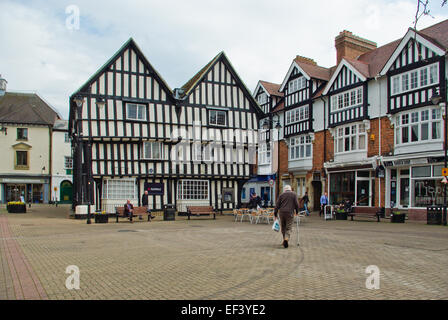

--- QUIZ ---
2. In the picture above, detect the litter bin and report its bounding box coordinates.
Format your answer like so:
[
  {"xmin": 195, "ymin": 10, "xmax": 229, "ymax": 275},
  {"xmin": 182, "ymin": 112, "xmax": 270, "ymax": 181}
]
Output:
[
  {"xmin": 163, "ymin": 204, "xmax": 176, "ymax": 221},
  {"xmin": 427, "ymin": 206, "xmax": 443, "ymax": 225}
]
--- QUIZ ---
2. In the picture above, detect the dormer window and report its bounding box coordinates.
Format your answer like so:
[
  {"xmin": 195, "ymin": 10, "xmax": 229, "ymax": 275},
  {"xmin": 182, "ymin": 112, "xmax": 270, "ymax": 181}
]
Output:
[
  {"xmin": 288, "ymin": 77, "xmax": 306, "ymax": 93},
  {"xmin": 391, "ymin": 63, "xmax": 439, "ymax": 96},
  {"xmin": 257, "ymin": 93, "xmax": 267, "ymax": 104},
  {"xmin": 331, "ymin": 87, "xmax": 362, "ymax": 111},
  {"xmin": 285, "ymin": 105, "xmax": 309, "ymax": 125}
]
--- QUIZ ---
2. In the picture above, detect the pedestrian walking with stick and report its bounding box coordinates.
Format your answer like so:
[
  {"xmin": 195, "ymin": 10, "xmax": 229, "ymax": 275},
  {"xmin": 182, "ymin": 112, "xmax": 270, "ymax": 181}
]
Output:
[{"xmin": 274, "ymin": 185, "xmax": 300, "ymax": 248}]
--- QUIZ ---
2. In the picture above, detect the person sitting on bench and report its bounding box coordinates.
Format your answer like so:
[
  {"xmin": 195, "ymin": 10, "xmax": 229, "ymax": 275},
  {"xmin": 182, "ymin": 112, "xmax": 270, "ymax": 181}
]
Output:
[{"xmin": 124, "ymin": 199, "xmax": 134, "ymax": 221}]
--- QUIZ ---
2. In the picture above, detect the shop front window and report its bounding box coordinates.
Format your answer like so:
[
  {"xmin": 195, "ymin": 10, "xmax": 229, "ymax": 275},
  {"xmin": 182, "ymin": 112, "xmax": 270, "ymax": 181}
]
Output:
[
  {"xmin": 330, "ymin": 172, "xmax": 355, "ymax": 205},
  {"xmin": 413, "ymin": 179, "xmax": 444, "ymax": 207}
]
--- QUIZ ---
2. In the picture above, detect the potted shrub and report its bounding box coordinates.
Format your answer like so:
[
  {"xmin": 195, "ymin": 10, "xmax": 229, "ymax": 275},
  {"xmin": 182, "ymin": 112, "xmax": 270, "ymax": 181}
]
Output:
[
  {"xmin": 391, "ymin": 211, "xmax": 405, "ymax": 223},
  {"xmin": 94, "ymin": 211, "xmax": 109, "ymax": 223},
  {"xmin": 7, "ymin": 201, "xmax": 26, "ymax": 213},
  {"xmin": 335, "ymin": 208, "xmax": 347, "ymax": 220}
]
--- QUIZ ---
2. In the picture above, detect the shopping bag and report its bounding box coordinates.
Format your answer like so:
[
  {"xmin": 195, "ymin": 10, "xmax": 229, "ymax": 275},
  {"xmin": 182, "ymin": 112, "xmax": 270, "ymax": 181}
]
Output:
[{"xmin": 272, "ymin": 218, "xmax": 280, "ymax": 232}]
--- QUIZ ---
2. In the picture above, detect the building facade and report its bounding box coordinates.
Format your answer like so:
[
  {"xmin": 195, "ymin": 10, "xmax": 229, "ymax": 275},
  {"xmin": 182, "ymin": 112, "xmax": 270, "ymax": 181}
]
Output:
[
  {"xmin": 255, "ymin": 19, "xmax": 448, "ymax": 220},
  {"xmin": 51, "ymin": 120, "xmax": 73, "ymax": 204},
  {"xmin": 69, "ymin": 39, "xmax": 262, "ymax": 213},
  {"xmin": 0, "ymin": 80, "xmax": 60, "ymax": 204}
]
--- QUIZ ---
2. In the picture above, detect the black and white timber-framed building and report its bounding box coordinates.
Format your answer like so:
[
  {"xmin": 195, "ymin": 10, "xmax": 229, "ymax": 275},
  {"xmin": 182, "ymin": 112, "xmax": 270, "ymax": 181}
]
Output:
[{"xmin": 69, "ymin": 39, "xmax": 263, "ymax": 213}]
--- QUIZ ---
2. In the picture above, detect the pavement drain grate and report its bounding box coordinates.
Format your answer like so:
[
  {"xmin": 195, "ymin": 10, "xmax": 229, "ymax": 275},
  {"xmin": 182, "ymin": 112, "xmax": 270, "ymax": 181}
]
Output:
[
  {"xmin": 117, "ymin": 230, "xmax": 138, "ymax": 233},
  {"xmin": 190, "ymin": 225, "xmax": 204, "ymax": 228},
  {"xmin": 21, "ymin": 224, "xmax": 35, "ymax": 226}
]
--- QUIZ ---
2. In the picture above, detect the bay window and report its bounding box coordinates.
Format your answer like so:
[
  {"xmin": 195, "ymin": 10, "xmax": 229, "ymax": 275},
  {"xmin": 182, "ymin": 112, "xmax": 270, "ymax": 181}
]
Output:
[
  {"xmin": 395, "ymin": 107, "xmax": 441, "ymax": 145},
  {"xmin": 289, "ymin": 135, "xmax": 312, "ymax": 160},
  {"xmin": 335, "ymin": 123, "xmax": 367, "ymax": 154},
  {"xmin": 259, "ymin": 142, "xmax": 271, "ymax": 165}
]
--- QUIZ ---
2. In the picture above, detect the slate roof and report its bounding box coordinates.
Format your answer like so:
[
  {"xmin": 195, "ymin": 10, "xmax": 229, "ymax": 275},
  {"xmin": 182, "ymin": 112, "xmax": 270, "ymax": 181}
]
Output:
[{"xmin": 0, "ymin": 92, "xmax": 60, "ymax": 125}]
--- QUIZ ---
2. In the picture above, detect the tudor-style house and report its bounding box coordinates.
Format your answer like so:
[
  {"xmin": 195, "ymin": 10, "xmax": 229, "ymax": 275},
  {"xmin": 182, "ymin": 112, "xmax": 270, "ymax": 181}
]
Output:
[
  {"xmin": 0, "ymin": 75, "xmax": 60, "ymax": 204},
  {"xmin": 243, "ymin": 81, "xmax": 283, "ymax": 205},
  {"xmin": 379, "ymin": 22, "xmax": 448, "ymax": 218},
  {"xmin": 69, "ymin": 39, "xmax": 262, "ymax": 213},
  {"xmin": 278, "ymin": 56, "xmax": 330, "ymax": 210},
  {"xmin": 316, "ymin": 20, "xmax": 448, "ymax": 220}
]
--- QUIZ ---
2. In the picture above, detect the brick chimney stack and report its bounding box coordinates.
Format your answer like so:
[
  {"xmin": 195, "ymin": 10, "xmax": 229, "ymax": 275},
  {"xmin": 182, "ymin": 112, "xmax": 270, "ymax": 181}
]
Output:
[{"xmin": 335, "ymin": 30, "xmax": 377, "ymax": 64}]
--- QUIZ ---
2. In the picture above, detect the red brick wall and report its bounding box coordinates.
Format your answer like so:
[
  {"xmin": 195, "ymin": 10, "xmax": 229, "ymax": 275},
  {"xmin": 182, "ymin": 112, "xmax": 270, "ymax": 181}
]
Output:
[{"xmin": 367, "ymin": 117, "xmax": 394, "ymax": 158}]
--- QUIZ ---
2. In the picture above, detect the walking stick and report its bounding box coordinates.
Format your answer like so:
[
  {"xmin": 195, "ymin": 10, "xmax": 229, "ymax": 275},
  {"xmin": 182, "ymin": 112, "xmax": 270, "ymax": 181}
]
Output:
[{"xmin": 296, "ymin": 214, "xmax": 300, "ymax": 246}]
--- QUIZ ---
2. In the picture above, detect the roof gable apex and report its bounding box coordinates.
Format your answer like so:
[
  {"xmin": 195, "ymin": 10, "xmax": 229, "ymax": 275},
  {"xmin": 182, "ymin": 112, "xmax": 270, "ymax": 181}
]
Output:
[
  {"xmin": 379, "ymin": 29, "xmax": 446, "ymax": 76},
  {"xmin": 279, "ymin": 61, "xmax": 311, "ymax": 92},
  {"xmin": 71, "ymin": 38, "xmax": 174, "ymax": 100},
  {"xmin": 181, "ymin": 52, "xmax": 263, "ymax": 117},
  {"xmin": 323, "ymin": 59, "xmax": 366, "ymax": 95}
]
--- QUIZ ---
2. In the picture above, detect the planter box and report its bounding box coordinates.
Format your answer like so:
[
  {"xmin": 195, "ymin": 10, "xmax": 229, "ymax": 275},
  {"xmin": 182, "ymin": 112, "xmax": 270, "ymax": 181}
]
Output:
[
  {"xmin": 391, "ymin": 213, "xmax": 405, "ymax": 223},
  {"xmin": 335, "ymin": 211, "xmax": 347, "ymax": 220},
  {"xmin": 427, "ymin": 211, "xmax": 442, "ymax": 225},
  {"xmin": 94, "ymin": 214, "xmax": 109, "ymax": 224},
  {"xmin": 7, "ymin": 204, "xmax": 26, "ymax": 214}
]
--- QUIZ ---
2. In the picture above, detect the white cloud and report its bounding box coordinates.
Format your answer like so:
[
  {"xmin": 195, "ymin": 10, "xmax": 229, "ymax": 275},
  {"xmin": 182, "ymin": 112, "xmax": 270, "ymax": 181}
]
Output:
[{"xmin": 0, "ymin": 0, "xmax": 447, "ymax": 119}]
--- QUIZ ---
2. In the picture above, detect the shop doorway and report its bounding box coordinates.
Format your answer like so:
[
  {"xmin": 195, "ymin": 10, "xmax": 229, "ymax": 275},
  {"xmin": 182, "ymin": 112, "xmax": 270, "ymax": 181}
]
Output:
[
  {"xmin": 312, "ymin": 181, "xmax": 322, "ymax": 212},
  {"xmin": 60, "ymin": 181, "xmax": 73, "ymax": 204},
  {"xmin": 400, "ymin": 177, "xmax": 410, "ymax": 208}
]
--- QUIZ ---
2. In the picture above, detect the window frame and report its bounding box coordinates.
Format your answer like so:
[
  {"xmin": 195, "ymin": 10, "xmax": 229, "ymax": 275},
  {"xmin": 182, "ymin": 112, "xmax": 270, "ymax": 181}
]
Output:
[
  {"xmin": 390, "ymin": 62, "xmax": 439, "ymax": 96},
  {"xmin": 126, "ymin": 103, "xmax": 147, "ymax": 121},
  {"xmin": 102, "ymin": 179, "xmax": 136, "ymax": 200},
  {"xmin": 289, "ymin": 135, "xmax": 312, "ymax": 160},
  {"xmin": 330, "ymin": 87, "xmax": 363, "ymax": 112},
  {"xmin": 177, "ymin": 179, "xmax": 209, "ymax": 201},
  {"xmin": 334, "ymin": 123, "xmax": 367, "ymax": 154},
  {"xmin": 208, "ymin": 109, "xmax": 227, "ymax": 127},
  {"xmin": 395, "ymin": 107, "xmax": 442, "ymax": 146},
  {"xmin": 285, "ymin": 105, "xmax": 310, "ymax": 125},
  {"xmin": 17, "ymin": 128, "xmax": 28, "ymax": 141},
  {"xmin": 142, "ymin": 141, "xmax": 164, "ymax": 160},
  {"xmin": 64, "ymin": 156, "xmax": 73, "ymax": 169}
]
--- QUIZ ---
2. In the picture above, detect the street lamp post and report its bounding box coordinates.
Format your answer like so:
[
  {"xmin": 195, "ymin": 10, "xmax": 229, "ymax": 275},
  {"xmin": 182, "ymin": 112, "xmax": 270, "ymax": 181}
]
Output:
[
  {"xmin": 263, "ymin": 115, "xmax": 282, "ymax": 207},
  {"xmin": 431, "ymin": 82, "xmax": 447, "ymax": 226}
]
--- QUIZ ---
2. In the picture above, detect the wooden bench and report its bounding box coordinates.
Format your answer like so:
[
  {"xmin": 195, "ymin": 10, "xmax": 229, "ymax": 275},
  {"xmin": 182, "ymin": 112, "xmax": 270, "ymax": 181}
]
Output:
[
  {"xmin": 115, "ymin": 206, "xmax": 151, "ymax": 223},
  {"xmin": 347, "ymin": 207, "xmax": 384, "ymax": 222},
  {"xmin": 186, "ymin": 206, "xmax": 216, "ymax": 220}
]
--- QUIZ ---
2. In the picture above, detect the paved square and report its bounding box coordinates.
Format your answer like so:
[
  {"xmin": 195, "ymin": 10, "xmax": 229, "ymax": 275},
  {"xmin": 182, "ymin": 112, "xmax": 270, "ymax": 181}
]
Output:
[{"xmin": 0, "ymin": 205, "xmax": 447, "ymax": 300}]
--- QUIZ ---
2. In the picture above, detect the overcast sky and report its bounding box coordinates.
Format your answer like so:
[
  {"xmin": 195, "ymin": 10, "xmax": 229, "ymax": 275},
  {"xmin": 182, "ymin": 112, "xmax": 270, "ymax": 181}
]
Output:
[{"xmin": 1, "ymin": 0, "xmax": 447, "ymax": 119}]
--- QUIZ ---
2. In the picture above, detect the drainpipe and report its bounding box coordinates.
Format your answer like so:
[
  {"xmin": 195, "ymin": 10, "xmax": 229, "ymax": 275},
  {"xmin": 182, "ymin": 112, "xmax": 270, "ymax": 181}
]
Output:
[
  {"xmin": 376, "ymin": 75, "xmax": 382, "ymax": 208},
  {"xmin": 319, "ymin": 95, "xmax": 327, "ymax": 193}
]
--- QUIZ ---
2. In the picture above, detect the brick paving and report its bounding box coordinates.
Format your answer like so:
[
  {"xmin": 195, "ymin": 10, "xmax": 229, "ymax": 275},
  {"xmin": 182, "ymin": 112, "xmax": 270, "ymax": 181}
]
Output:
[{"xmin": 0, "ymin": 204, "xmax": 447, "ymax": 300}]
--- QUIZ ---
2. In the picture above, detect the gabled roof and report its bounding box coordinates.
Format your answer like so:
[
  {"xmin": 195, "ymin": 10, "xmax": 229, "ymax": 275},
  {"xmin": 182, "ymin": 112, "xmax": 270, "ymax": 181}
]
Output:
[
  {"xmin": 279, "ymin": 57, "xmax": 330, "ymax": 92},
  {"xmin": 379, "ymin": 26, "xmax": 447, "ymax": 75},
  {"xmin": 254, "ymin": 80, "xmax": 283, "ymax": 98},
  {"xmin": 181, "ymin": 52, "xmax": 222, "ymax": 96},
  {"xmin": 0, "ymin": 92, "xmax": 60, "ymax": 125},
  {"xmin": 272, "ymin": 99, "xmax": 285, "ymax": 113},
  {"xmin": 179, "ymin": 51, "xmax": 264, "ymax": 116},
  {"xmin": 322, "ymin": 58, "xmax": 368, "ymax": 95},
  {"xmin": 71, "ymin": 38, "xmax": 173, "ymax": 98}
]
